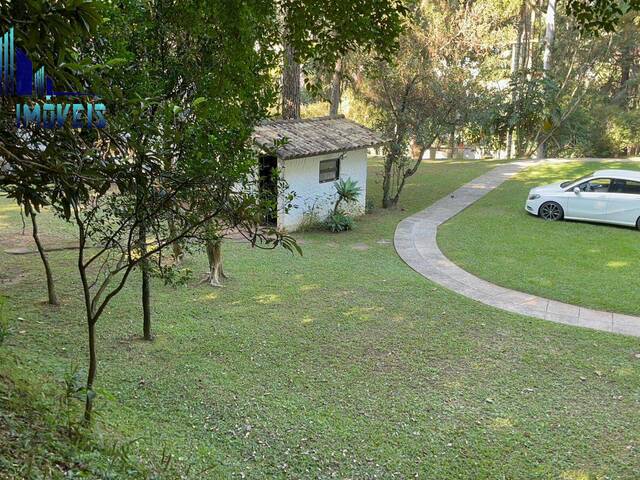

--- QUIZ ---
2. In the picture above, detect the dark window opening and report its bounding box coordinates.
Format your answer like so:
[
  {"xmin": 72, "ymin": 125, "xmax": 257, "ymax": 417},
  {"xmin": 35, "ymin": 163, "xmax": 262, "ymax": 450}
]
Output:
[
  {"xmin": 612, "ymin": 179, "xmax": 640, "ymax": 194},
  {"xmin": 258, "ymin": 155, "xmax": 278, "ymax": 226},
  {"xmin": 319, "ymin": 158, "xmax": 340, "ymax": 183}
]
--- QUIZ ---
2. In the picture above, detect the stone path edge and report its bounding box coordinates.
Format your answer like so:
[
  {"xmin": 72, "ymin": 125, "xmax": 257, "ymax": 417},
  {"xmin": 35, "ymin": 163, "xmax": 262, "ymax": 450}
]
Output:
[{"xmin": 393, "ymin": 159, "xmax": 640, "ymax": 338}]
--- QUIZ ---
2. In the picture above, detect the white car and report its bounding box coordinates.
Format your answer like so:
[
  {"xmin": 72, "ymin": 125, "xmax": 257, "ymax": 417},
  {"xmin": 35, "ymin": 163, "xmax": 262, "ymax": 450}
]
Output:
[{"xmin": 525, "ymin": 169, "xmax": 640, "ymax": 229}]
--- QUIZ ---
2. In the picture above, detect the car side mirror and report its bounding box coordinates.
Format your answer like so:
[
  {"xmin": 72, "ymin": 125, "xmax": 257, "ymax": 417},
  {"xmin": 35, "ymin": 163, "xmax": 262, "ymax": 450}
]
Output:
[{"xmin": 573, "ymin": 187, "xmax": 580, "ymax": 195}]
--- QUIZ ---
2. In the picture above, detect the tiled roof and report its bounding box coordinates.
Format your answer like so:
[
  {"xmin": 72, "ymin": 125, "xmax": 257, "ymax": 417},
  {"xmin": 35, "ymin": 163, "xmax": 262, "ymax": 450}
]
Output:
[{"xmin": 253, "ymin": 115, "xmax": 386, "ymax": 160}]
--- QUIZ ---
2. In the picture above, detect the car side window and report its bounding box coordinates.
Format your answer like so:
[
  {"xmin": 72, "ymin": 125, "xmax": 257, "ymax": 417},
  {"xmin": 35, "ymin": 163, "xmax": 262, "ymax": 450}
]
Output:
[
  {"xmin": 610, "ymin": 179, "xmax": 626, "ymax": 193},
  {"xmin": 621, "ymin": 180, "xmax": 640, "ymax": 194},
  {"xmin": 577, "ymin": 178, "xmax": 611, "ymax": 192}
]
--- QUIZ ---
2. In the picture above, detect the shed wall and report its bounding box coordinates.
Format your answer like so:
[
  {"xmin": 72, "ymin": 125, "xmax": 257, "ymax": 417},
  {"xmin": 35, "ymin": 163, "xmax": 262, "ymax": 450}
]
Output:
[{"xmin": 278, "ymin": 149, "xmax": 368, "ymax": 231}]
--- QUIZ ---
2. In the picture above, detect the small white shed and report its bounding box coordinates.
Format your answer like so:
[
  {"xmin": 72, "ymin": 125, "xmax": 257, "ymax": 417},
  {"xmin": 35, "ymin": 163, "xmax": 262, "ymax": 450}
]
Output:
[{"xmin": 253, "ymin": 115, "xmax": 385, "ymax": 232}]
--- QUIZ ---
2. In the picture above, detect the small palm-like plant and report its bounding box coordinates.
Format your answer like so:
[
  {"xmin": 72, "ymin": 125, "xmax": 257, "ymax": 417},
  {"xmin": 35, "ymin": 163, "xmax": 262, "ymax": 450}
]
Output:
[{"xmin": 333, "ymin": 178, "xmax": 362, "ymax": 214}]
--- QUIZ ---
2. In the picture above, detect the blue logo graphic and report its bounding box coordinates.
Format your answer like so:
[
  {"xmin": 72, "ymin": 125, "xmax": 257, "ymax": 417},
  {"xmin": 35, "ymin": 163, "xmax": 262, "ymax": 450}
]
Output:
[{"xmin": 0, "ymin": 27, "xmax": 106, "ymax": 129}]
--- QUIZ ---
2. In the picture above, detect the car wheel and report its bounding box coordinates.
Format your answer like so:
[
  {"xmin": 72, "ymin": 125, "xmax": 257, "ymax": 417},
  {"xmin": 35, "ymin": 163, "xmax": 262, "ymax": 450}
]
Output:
[{"xmin": 539, "ymin": 201, "xmax": 563, "ymax": 221}]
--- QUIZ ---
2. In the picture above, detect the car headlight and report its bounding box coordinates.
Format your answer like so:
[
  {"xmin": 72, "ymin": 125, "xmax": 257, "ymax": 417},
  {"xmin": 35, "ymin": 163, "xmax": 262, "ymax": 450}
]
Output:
[{"xmin": 528, "ymin": 193, "xmax": 541, "ymax": 200}]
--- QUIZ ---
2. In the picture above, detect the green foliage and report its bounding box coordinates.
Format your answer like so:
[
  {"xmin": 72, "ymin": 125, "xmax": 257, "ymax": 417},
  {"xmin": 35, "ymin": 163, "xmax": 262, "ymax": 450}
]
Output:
[
  {"xmin": 297, "ymin": 206, "xmax": 326, "ymax": 232},
  {"xmin": 333, "ymin": 178, "xmax": 362, "ymax": 212},
  {"xmin": 606, "ymin": 107, "xmax": 640, "ymax": 153},
  {"xmin": 0, "ymin": 353, "xmax": 143, "ymax": 478},
  {"xmin": 325, "ymin": 211, "xmax": 355, "ymax": 232},
  {"xmin": 301, "ymin": 101, "xmax": 331, "ymax": 118},
  {"xmin": 153, "ymin": 264, "xmax": 194, "ymax": 287},
  {"xmin": 566, "ymin": 0, "xmax": 640, "ymax": 33},
  {"xmin": 282, "ymin": 0, "xmax": 408, "ymax": 65},
  {"xmin": 356, "ymin": 0, "xmax": 506, "ymax": 205}
]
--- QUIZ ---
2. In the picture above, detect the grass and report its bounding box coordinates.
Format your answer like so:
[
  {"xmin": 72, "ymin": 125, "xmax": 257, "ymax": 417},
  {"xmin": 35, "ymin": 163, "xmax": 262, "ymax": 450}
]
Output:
[
  {"xmin": 1, "ymin": 157, "xmax": 640, "ymax": 479},
  {"xmin": 439, "ymin": 160, "xmax": 640, "ymax": 317}
]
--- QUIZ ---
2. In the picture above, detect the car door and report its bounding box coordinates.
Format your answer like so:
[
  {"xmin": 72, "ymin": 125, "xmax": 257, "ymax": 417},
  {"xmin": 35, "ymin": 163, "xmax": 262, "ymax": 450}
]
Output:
[
  {"xmin": 566, "ymin": 178, "xmax": 612, "ymax": 221},
  {"xmin": 606, "ymin": 179, "xmax": 640, "ymax": 225}
]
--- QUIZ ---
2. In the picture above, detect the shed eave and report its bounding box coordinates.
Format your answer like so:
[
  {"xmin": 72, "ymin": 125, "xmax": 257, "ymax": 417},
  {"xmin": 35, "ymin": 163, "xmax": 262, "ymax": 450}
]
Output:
[{"xmin": 256, "ymin": 141, "xmax": 387, "ymax": 161}]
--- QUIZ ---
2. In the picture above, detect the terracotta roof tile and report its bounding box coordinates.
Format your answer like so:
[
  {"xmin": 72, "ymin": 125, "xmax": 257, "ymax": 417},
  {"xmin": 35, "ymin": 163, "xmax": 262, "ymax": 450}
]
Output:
[{"xmin": 253, "ymin": 115, "xmax": 386, "ymax": 160}]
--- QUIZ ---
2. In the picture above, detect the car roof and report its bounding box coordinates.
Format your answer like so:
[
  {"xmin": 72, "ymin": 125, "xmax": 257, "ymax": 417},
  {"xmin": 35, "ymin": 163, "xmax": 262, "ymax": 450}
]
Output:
[{"xmin": 592, "ymin": 169, "xmax": 640, "ymax": 181}]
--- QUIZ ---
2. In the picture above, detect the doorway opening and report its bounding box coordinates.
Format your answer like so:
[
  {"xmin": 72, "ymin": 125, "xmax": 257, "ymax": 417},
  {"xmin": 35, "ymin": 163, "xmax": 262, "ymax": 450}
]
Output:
[{"xmin": 258, "ymin": 155, "xmax": 278, "ymax": 226}]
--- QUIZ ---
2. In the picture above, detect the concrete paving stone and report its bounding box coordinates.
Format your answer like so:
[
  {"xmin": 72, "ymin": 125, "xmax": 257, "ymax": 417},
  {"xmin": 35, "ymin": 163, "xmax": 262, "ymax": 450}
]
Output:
[
  {"xmin": 546, "ymin": 300, "xmax": 580, "ymax": 317},
  {"xmin": 612, "ymin": 313, "xmax": 640, "ymax": 336},
  {"xmin": 520, "ymin": 296, "xmax": 550, "ymax": 313},
  {"xmin": 493, "ymin": 290, "xmax": 538, "ymax": 305},
  {"xmin": 545, "ymin": 312, "xmax": 580, "ymax": 326},
  {"xmin": 579, "ymin": 308, "xmax": 613, "ymax": 323},
  {"xmin": 578, "ymin": 314, "xmax": 613, "ymax": 332}
]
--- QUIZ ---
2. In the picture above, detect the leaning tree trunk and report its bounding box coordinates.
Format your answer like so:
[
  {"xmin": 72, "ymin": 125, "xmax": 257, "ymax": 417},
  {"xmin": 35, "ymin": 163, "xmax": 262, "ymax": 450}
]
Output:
[
  {"xmin": 205, "ymin": 239, "xmax": 227, "ymax": 287},
  {"xmin": 84, "ymin": 317, "xmax": 97, "ymax": 423},
  {"xmin": 329, "ymin": 58, "xmax": 343, "ymax": 116},
  {"xmin": 282, "ymin": 41, "xmax": 301, "ymax": 119},
  {"xmin": 30, "ymin": 212, "xmax": 58, "ymax": 305}
]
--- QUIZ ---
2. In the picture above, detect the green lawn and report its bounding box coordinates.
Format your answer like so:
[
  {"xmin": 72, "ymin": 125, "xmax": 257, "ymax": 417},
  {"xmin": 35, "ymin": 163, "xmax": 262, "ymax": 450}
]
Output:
[
  {"xmin": 439, "ymin": 160, "xmax": 640, "ymax": 317},
  {"xmin": 2, "ymin": 158, "xmax": 640, "ymax": 479}
]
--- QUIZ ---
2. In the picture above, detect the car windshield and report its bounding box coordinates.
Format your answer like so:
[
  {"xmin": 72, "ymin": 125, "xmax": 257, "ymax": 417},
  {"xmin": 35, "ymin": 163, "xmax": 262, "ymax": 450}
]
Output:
[{"xmin": 560, "ymin": 172, "xmax": 594, "ymax": 188}]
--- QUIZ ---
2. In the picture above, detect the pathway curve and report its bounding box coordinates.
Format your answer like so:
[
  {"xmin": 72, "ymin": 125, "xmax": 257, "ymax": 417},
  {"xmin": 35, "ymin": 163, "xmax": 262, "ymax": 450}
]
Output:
[{"xmin": 394, "ymin": 159, "xmax": 640, "ymax": 338}]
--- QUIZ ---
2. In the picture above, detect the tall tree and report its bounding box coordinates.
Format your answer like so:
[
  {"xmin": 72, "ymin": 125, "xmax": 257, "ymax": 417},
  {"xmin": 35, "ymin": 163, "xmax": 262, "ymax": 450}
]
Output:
[
  {"xmin": 507, "ymin": 0, "xmax": 528, "ymax": 159},
  {"xmin": 356, "ymin": 0, "xmax": 502, "ymax": 207},
  {"xmin": 537, "ymin": 0, "xmax": 557, "ymax": 158},
  {"xmin": 282, "ymin": 41, "xmax": 302, "ymax": 119},
  {"xmin": 329, "ymin": 58, "xmax": 343, "ymax": 115}
]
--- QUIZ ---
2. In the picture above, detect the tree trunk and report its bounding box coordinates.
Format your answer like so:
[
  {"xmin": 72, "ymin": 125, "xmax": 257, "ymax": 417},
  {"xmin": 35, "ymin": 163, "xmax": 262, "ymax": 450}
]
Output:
[
  {"xmin": 542, "ymin": 0, "xmax": 556, "ymax": 74},
  {"xmin": 84, "ymin": 318, "xmax": 97, "ymax": 423},
  {"xmin": 448, "ymin": 128, "xmax": 455, "ymax": 159},
  {"xmin": 205, "ymin": 239, "xmax": 226, "ymax": 287},
  {"xmin": 139, "ymin": 220, "xmax": 152, "ymax": 340},
  {"xmin": 30, "ymin": 213, "xmax": 58, "ymax": 305},
  {"xmin": 282, "ymin": 42, "xmax": 301, "ymax": 119},
  {"xmin": 162, "ymin": 157, "xmax": 183, "ymax": 262},
  {"xmin": 329, "ymin": 58, "xmax": 343, "ymax": 116},
  {"xmin": 526, "ymin": 5, "xmax": 537, "ymax": 71},
  {"xmin": 508, "ymin": 1, "xmax": 527, "ymax": 159},
  {"xmin": 538, "ymin": 0, "xmax": 556, "ymax": 159},
  {"xmin": 168, "ymin": 217, "xmax": 182, "ymax": 262},
  {"xmin": 381, "ymin": 153, "xmax": 396, "ymax": 208},
  {"xmin": 382, "ymin": 125, "xmax": 406, "ymax": 208}
]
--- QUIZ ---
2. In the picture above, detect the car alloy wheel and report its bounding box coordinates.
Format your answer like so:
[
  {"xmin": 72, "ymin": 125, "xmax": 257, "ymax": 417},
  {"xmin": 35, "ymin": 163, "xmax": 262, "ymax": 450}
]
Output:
[{"xmin": 539, "ymin": 201, "xmax": 563, "ymax": 221}]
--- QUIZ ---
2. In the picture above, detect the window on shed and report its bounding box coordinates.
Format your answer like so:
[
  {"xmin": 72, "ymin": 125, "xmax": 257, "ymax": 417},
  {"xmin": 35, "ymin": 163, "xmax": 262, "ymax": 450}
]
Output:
[{"xmin": 319, "ymin": 158, "xmax": 340, "ymax": 183}]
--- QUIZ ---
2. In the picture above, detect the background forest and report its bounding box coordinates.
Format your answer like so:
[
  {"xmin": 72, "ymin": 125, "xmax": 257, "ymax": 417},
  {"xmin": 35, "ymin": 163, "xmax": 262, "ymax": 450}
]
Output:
[{"xmin": 304, "ymin": 0, "xmax": 640, "ymax": 160}]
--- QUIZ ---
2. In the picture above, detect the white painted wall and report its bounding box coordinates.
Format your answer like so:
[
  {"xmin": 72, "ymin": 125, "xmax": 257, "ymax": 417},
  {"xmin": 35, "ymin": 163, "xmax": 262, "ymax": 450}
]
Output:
[{"xmin": 278, "ymin": 149, "xmax": 368, "ymax": 231}]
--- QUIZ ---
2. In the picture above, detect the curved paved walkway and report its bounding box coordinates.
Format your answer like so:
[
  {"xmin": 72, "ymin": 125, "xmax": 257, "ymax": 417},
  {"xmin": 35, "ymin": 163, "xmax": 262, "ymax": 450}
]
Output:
[{"xmin": 394, "ymin": 160, "xmax": 640, "ymax": 338}]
